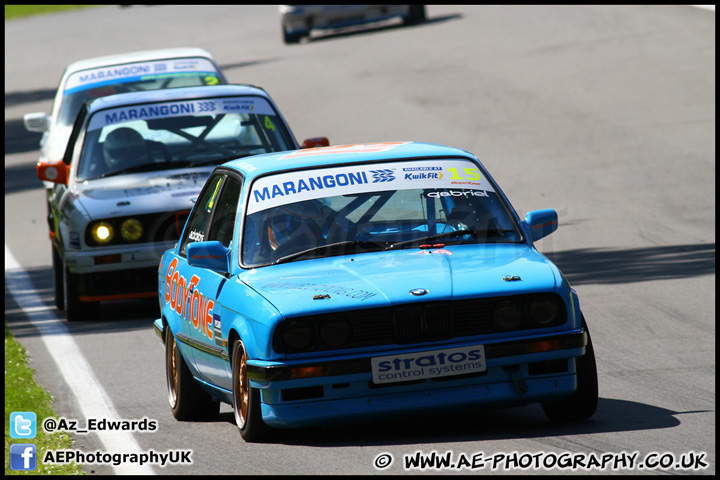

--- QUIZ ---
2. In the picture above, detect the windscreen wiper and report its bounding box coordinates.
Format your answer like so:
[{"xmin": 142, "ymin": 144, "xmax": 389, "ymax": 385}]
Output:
[
  {"xmin": 99, "ymin": 160, "xmax": 203, "ymax": 178},
  {"xmin": 385, "ymin": 228, "xmax": 515, "ymax": 250},
  {"xmin": 272, "ymin": 240, "xmax": 388, "ymax": 265},
  {"xmin": 100, "ymin": 162, "xmax": 174, "ymax": 178},
  {"xmin": 188, "ymin": 153, "xmax": 253, "ymax": 167}
]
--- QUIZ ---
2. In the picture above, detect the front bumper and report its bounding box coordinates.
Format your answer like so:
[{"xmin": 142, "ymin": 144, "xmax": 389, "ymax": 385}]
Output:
[
  {"xmin": 262, "ymin": 373, "xmax": 576, "ymax": 428},
  {"xmin": 247, "ymin": 331, "xmax": 587, "ymax": 428},
  {"xmin": 76, "ymin": 267, "xmax": 158, "ymax": 301},
  {"xmin": 64, "ymin": 242, "xmax": 172, "ymax": 300},
  {"xmin": 63, "ymin": 241, "xmax": 172, "ymax": 275}
]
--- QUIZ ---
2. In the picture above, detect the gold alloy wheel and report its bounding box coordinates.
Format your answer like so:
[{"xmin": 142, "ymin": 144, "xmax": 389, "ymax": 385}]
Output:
[
  {"xmin": 168, "ymin": 333, "xmax": 178, "ymax": 406},
  {"xmin": 236, "ymin": 343, "xmax": 249, "ymax": 426},
  {"xmin": 232, "ymin": 339, "xmax": 268, "ymax": 441}
]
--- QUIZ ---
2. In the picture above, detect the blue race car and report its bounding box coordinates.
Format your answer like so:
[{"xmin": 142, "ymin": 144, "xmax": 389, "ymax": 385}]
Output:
[{"xmin": 154, "ymin": 142, "xmax": 598, "ymax": 442}]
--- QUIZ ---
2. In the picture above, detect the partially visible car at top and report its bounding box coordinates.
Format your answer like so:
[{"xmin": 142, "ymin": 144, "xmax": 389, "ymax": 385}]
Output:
[
  {"xmin": 37, "ymin": 84, "xmax": 329, "ymax": 321},
  {"xmin": 24, "ymin": 47, "xmax": 228, "ymax": 168},
  {"xmin": 279, "ymin": 5, "xmax": 426, "ymax": 44},
  {"xmin": 25, "ymin": 48, "xmax": 229, "ymax": 253},
  {"xmin": 154, "ymin": 141, "xmax": 598, "ymax": 442}
]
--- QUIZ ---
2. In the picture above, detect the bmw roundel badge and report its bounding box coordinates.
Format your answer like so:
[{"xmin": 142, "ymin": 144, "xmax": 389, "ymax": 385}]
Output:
[{"xmin": 410, "ymin": 288, "xmax": 428, "ymax": 296}]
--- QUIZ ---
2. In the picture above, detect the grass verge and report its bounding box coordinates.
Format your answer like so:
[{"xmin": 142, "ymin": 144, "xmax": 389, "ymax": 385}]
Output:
[
  {"xmin": 5, "ymin": 322, "xmax": 84, "ymax": 475},
  {"xmin": 5, "ymin": 5, "xmax": 100, "ymax": 21}
]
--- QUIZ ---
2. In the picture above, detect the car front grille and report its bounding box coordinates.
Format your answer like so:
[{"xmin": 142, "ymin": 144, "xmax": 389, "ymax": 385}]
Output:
[{"xmin": 273, "ymin": 293, "xmax": 567, "ymax": 354}]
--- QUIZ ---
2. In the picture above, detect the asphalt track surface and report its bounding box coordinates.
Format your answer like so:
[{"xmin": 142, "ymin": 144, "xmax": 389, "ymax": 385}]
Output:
[{"xmin": 5, "ymin": 5, "xmax": 715, "ymax": 475}]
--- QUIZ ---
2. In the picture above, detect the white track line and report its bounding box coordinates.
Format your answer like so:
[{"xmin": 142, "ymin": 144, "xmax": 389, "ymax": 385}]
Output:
[{"xmin": 5, "ymin": 244, "xmax": 154, "ymax": 475}]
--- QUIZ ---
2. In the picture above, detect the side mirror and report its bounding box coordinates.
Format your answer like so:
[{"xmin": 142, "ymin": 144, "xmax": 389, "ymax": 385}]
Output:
[
  {"xmin": 37, "ymin": 160, "xmax": 69, "ymax": 185},
  {"xmin": 24, "ymin": 112, "xmax": 50, "ymax": 132},
  {"xmin": 301, "ymin": 137, "xmax": 330, "ymax": 149},
  {"xmin": 187, "ymin": 241, "xmax": 230, "ymax": 273},
  {"xmin": 524, "ymin": 209, "xmax": 558, "ymax": 242}
]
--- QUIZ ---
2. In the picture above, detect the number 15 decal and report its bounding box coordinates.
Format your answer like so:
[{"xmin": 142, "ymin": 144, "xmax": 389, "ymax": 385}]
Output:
[{"xmin": 447, "ymin": 167, "xmax": 481, "ymax": 181}]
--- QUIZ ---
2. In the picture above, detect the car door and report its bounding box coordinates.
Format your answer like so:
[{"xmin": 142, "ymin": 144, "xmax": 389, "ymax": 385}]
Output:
[{"xmin": 172, "ymin": 171, "xmax": 243, "ymax": 386}]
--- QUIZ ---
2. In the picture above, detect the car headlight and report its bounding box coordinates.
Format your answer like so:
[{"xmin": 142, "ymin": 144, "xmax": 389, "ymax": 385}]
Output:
[
  {"xmin": 318, "ymin": 317, "xmax": 352, "ymax": 347},
  {"xmin": 91, "ymin": 222, "xmax": 114, "ymax": 244},
  {"xmin": 279, "ymin": 319, "xmax": 314, "ymax": 351},
  {"xmin": 120, "ymin": 218, "xmax": 143, "ymax": 242},
  {"xmin": 526, "ymin": 295, "xmax": 561, "ymax": 326},
  {"xmin": 491, "ymin": 300, "xmax": 523, "ymax": 330}
]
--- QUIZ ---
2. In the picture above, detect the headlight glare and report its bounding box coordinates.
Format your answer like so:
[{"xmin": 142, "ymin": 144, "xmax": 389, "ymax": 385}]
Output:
[{"xmin": 92, "ymin": 222, "xmax": 114, "ymax": 244}]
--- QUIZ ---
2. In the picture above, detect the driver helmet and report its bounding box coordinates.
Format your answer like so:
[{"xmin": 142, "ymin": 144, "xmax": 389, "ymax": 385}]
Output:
[
  {"xmin": 268, "ymin": 200, "xmax": 324, "ymax": 251},
  {"xmin": 103, "ymin": 127, "xmax": 147, "ymax": 169}
]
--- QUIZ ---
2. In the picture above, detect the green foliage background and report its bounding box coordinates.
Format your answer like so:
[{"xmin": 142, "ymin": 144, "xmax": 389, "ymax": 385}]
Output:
[{"xmin": 5, "ymin": 5, "xmax": 100, "ymax": 20}]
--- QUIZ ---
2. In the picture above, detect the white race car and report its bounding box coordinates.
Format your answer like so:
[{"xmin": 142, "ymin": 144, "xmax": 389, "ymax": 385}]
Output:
[
  {"xmin": 25, "ymin": 48, "xmax": 229, "ymax": 266},
  {"xmin": 36, "ymin": 84, "xmax": 329, "ymax": 321},
  {"xmin": 24, "ymin": 47, "xmax": 228, "ymax": 170}
]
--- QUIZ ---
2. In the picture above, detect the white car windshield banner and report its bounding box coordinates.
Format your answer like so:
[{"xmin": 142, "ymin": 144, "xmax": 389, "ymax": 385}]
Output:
[
  {"xmin": 64, "ymin": 58, "xmax": 219, "ymax": 94},
  {"xmin": 88, "ymin": 97, "xmax": 276, "ymax": 132},
  {"xmin": 247, "ymin": 158, "xmax": 496, "ymax": 214}
]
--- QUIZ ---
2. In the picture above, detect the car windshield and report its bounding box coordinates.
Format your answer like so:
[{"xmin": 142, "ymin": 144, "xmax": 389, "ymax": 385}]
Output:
[
  {"xmin": 76, "ymin": 95, "xmax": 296, "ymax": 181},
  {"xmin": 242, "ymin": 159, "xmax": 524, "ymax": 267},
  {"xmin": 57, "ymin": 57, "xmax": 223, "ymax": 129}
]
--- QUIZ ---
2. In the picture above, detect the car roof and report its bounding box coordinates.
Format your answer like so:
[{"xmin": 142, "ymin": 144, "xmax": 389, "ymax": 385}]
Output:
[
  {"xmin": 224, "ymin": 142, "xmax": 477, "ymax": 181},
  {"xmin": 84, "ymin": 84, "xmax": 272, "ymax": 112},
  {"xmin": 63, "ymin": 47, "xmax": 220, "ymax": 74}
]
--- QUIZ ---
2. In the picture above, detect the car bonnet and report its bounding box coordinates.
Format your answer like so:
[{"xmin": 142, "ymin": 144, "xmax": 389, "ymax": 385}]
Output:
[
  {"xmin": 238, "ymin": 244, "xmax": 561, "ymax": 319},
  {"xmin": 72, "ymin": 168, "xmax": 214, "ymax": 218}
]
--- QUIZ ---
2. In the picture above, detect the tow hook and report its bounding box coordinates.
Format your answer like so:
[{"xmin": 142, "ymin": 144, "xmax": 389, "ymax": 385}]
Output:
[{"xmin": 506, "ymin": 366, "xmax": 528, "ymax": 394}]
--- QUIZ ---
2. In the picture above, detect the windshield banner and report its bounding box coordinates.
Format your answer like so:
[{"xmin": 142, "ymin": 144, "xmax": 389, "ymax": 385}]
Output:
[
  {"xmin": 64, "ymin": 58, "xmax": 219, "ymax": 94},
  {"xmin": 247, "ymin": 159, "xmax": 497, "ymax": 214},
  {"xmin": 88, "ymin": 96, "xmax": 276, "ymax": 131}
]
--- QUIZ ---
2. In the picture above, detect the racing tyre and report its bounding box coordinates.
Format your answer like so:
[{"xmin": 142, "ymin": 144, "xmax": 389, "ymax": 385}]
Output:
[
  {"xmin": 541, "ymin": 316, "xmax": 598, "ymax": 421},
  {"xmin": 52, "ymin": 246, "xmax": 64, "ymax": 310},
  {"xmin": 63, "ymin": 267, "xmax": 99, "ymax": 322},
  {"xmin": 282, "ymin": 22, "xmax": 304, "ymax": 44},
  {"xmin": 231, "ymin": 339, "xmax": 270, "ymax": 442},
  {"xmin": 165, "ymin": 327, "xmax": 220, "ymax": 421}
]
